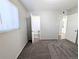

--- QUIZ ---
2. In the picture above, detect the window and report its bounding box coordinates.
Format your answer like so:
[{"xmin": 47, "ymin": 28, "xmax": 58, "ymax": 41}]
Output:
[{"xmin": 0, "ymin": 0, "xmax": 19, "ymax": 32}]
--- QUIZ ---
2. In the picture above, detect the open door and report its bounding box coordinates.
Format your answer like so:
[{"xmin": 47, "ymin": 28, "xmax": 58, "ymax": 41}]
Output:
[
  {"xmin": 26, "ymin": 15, "xmax": 32, "ymax": 43},
  {"xmin": 66, "ymin": 13, "xmax": 78, "ymax": 43}
]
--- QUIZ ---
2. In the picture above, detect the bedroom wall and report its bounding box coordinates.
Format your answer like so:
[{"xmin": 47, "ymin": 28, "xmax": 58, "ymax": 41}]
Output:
[
  {"xmin": 32, "ymin": 11, "xmax": 61, "ymax": 40},
  {"xmin": 0, "ymin": 0, "xmax": 28, "ymax": 59}
]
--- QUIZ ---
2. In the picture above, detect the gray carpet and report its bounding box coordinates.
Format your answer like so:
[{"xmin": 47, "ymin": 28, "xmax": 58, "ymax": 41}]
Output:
[{"xmin": 17, "ymin": 39, "xmax": 78, "ymax": 59}]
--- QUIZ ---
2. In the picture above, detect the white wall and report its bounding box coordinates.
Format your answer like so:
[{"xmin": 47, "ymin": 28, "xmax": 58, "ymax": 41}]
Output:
[
  {"xmin": 0, "ymin": 0, "xmax": 28, "ymax": 59},
  {"xmin": 32, "ymin": 11, "xmax": 61, "ymax": 40},
  {"xmin": 65, "ymin": 7, "xmax": 78, "ymax": 43}
]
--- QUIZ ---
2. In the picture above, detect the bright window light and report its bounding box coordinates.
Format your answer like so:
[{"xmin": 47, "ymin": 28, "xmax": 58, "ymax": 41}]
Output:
[{"xmin": 0, "ymin": 0, "xmax": 19, "ymax": 32}]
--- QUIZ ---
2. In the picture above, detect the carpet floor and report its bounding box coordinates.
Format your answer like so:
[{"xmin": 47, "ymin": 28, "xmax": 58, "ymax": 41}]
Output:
[{"xmin": 17, "ymin": 39, "xmax": 78, "ymax": 59}]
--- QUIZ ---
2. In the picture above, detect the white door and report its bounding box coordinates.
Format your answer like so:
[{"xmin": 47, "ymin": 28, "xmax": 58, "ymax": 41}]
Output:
[{"xmin": 66, "ymin": 13, "xmax": 78, "ymax": 43}]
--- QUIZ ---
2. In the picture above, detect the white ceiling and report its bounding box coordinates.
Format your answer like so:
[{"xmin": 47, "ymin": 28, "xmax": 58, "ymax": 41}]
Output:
[{"xmin": 20, "ymin": 0, "xmax": 78, "ymax": 11}]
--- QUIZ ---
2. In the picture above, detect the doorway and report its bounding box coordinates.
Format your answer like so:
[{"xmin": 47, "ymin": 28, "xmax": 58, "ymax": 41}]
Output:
[{"xmin": 31, "ymin": 15, "xmax": 40, "ymax": 43}]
